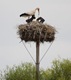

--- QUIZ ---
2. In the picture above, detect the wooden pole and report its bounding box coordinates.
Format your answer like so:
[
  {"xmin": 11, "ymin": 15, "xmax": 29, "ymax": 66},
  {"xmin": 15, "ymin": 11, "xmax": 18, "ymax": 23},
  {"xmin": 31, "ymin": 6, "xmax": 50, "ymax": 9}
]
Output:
[{"xmin": 36, "ymin": 41, "xmax": 40, "ymax": 80}]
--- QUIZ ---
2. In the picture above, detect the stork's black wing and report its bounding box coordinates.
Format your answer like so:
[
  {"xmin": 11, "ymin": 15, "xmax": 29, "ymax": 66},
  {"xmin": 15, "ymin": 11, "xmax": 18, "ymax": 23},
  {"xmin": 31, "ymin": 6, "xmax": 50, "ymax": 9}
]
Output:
[
  {"xmin": 37, "ymin": 17, "xmax": 45, "ymax": 23},
  {"xmin": 20, "ymin": 13, "xmax": 30, "ymax": 17}
]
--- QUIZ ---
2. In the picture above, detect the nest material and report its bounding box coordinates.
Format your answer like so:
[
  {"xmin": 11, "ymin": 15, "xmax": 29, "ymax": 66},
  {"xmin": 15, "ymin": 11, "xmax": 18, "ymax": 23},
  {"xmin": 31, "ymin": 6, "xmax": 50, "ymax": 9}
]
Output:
[{"xmin": 17, "ymin": 21, "xmax": 56, "ymax": 43}]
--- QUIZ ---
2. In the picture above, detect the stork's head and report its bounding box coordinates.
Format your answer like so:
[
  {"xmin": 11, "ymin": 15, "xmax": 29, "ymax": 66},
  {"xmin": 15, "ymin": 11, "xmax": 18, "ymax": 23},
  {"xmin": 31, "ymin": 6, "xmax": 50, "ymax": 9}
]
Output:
[{"xmin": 35, "ymin": 7, "xmax": 40, "ymax": 16}]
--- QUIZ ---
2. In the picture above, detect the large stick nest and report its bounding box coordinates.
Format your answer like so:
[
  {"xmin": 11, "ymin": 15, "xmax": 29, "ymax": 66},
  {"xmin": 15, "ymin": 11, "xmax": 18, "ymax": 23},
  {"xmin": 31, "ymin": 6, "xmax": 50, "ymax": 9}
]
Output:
[{"xmin": 17, "ymin": 21, "xmax": 56, "ymax": 43}]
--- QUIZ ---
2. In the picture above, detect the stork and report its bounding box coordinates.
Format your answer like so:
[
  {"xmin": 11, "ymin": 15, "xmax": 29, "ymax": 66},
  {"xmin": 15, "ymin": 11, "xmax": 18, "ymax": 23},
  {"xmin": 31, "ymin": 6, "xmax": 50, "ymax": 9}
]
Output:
[
  {"xmin": 20, "ymin": 8, "xmax": 40, "ymax": 19},
  {"xmin": 36, "ymin": 17, "xmax": 45, "ymax": 23},
  {"xmin": 26, "ymin": 15, "xmax": 36, "ymax": 23}
]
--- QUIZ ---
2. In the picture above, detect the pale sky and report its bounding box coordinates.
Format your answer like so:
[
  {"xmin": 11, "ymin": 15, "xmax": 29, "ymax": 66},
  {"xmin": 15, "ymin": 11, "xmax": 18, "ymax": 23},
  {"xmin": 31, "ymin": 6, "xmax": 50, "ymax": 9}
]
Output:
[{"xmin": 0, "ymin": 0, "xmax": 71, "ymax": 71}]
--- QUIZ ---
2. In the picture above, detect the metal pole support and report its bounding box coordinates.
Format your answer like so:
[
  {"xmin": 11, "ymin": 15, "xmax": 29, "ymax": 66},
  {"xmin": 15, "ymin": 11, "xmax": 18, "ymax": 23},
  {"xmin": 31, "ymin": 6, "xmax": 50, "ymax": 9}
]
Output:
[{"xmin": 36, "ymin": 41, "xmax": 40, "ymax": 80}]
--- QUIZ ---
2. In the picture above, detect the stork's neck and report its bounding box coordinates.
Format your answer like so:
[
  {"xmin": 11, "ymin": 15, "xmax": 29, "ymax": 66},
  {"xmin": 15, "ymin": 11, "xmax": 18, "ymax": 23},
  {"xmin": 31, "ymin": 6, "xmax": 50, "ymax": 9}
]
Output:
[
  {"xmin": 35, "ymin": 8, "xmax": 40, "ymax": 16},
  {"xmin": 35, "ymin": 8, "xmax": 39, "ymax": 11},
  {"xmin": 27, "ymin": 8, "xmax": 40, "ymax": 16}
]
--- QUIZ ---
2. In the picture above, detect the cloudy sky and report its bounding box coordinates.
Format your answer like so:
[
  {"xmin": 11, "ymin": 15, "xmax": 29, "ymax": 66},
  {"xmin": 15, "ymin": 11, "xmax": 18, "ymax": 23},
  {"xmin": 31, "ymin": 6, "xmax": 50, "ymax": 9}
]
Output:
[{"xmin": 0, "ymin": 0, "xmax": 71, "ymax": 70}]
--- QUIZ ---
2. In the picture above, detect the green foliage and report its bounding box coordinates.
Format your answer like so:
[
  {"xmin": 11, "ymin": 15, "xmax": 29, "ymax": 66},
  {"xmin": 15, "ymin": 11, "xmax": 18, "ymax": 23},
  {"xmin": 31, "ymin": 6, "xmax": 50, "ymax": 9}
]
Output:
[
  {"xmin": 0, "ymin": 59, "xmax": 71, "ymax": 80},
  {"xmin": 44, "ymin": 59, "xmax": 71, "ymax": 80},
  {"xmin": 1, "ymin": 63, "xmax": 36, "ymax": 80}
]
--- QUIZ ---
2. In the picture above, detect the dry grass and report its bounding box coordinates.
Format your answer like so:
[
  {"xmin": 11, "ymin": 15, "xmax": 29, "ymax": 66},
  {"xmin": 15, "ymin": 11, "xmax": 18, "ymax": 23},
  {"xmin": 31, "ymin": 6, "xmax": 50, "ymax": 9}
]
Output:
[{"xmin": 17, "ymin": 21, "xmax": 56, "ymax": 43}]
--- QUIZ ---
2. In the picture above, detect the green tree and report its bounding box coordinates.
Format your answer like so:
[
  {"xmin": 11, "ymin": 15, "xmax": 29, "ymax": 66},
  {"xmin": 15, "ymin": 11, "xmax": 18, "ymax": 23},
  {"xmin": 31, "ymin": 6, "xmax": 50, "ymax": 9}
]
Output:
[
  {"xmin": 44, "ymin": 59, "xmax": 71, "ymax": 80},
  {"xmin": 2, "ymin": 63, "xmax": 36, "ymax": 80},
  {"xmin": 0, "ymin": 59, "xmax": 71, "ymax": 80}
]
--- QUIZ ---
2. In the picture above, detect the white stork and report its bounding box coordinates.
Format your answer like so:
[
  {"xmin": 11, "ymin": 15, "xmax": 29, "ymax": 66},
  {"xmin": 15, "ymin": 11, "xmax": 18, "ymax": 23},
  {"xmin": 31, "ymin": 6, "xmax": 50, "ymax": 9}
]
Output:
[
  {"xmin": 26, "ymin": 15, "xmax": 36, "ymax": 23},
  {"xmin": 20, "ymin": 8, "xmax": 40, "ymax": 18},
  {"xmin": 36, "ymin": 17, "xmax": 45, "ymax": 23}
]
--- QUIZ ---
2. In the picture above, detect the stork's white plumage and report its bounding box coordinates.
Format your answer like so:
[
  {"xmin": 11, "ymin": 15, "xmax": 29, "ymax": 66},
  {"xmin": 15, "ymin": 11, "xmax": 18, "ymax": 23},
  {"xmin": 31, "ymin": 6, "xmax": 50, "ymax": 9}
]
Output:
[{"xmin": 20, "ymin": 8, "xmax": 40, "ymax": 18}]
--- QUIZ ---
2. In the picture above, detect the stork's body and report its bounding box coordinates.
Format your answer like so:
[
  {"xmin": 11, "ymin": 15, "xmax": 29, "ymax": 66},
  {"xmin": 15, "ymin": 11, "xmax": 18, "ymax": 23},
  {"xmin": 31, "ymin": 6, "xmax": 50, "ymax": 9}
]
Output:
[
  {"xmin": 26, "ymin": 15, "xmax": 36, "ymax": 23},
  {"xmin": 20, "ymin": 8, "xmax": 40, "ymax": 18}
]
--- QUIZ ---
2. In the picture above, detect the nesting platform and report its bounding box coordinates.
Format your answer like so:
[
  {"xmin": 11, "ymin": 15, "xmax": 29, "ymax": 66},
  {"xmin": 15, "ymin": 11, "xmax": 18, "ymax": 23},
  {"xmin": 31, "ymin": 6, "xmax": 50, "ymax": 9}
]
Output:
[{"xmin": 17, "ymin": 21, "xmax": 56, "ymax": 43}]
